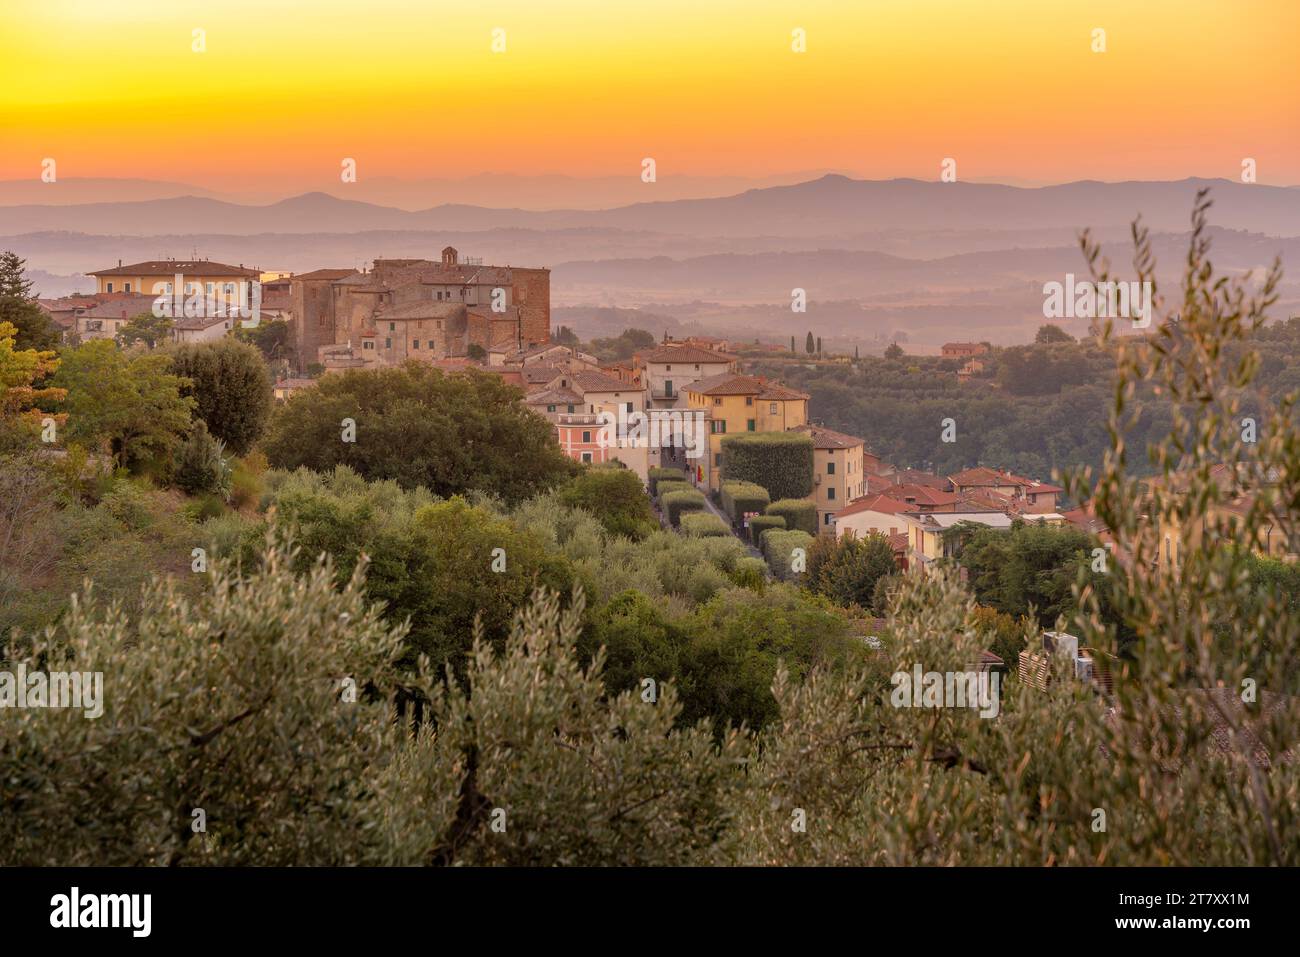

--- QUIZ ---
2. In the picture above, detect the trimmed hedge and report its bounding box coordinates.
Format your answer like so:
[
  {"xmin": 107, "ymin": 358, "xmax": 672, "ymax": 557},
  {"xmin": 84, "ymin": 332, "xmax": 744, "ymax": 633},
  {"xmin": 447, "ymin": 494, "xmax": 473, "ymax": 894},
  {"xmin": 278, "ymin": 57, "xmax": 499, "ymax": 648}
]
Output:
[
  {"xmin": 720, "ymin": 432, "xmax": 814, "ymax": 501},
  {"xmin": 766, "ymin": 498, "xmax": 818, "ymax": 535},
  {"xmin": 654, "ymin": 479, "xmax": 692, "ymax": 502},
  {"xmin": 680, "ymin": 512, "xmax": 732, "ymax": 537},
  {"xmin": 719, "ymin": 480, "xmax": 771, "ymax": 524},
  {"xmin": 648, "ymin": 466, "xmax": 683, "ymax": 496},
  {"xmin": 661, "ymin": 489, "xmax": 707, "ymax": 527},
  {"xmin": 748, "ymin": 514, "xmax": 787, "ymax": 545},
  {"xmin": 761, "ymin": 529, "xmax": 815, "ymax": 581},
  {"xmin": 730, "ymin": 555, "xmax": 769, "ymax": 587}
]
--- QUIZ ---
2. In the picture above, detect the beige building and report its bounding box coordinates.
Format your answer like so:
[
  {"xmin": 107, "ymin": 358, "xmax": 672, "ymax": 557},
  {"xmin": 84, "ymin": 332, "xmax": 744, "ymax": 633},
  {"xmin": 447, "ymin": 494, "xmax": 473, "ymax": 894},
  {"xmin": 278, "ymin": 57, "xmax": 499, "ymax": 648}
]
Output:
[
  {"xmin": 790, "ymin": 424, "xmax": 867, "ymax": 533},
  {"xmin": 89, "ymin": 259, "xmax": 261, "ymax": 300},
  {"xmin": 638, "ymin": 344, "xmax": 735, "ymax": 409}
]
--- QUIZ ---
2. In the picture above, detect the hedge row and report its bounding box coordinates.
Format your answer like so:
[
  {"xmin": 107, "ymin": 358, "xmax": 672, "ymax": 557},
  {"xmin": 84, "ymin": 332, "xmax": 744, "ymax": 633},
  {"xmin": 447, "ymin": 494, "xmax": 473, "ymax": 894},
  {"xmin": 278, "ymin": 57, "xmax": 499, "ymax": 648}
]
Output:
[
  {"xmin": 748, "ymin": 514, "xmax": 787, "ymax": 545},
  {"xmin": 661, "ymin": 489, "xmax": 707, "ymax": 527},
  {"xmin": 720, "ymin": 432, "xmax": 814, "ymax": 501},
  {"xmin": 765, "ymin": 498, "xmax": 818, "ymax": 535},
  {"xmin": 719, "ymin": 480, "xmax": 771, "ymax": 524},
  {"xmin": 679, "ymin": 512, "xmax": 732, "ymax": 537},
  {"xmin": 654, "ymin": 479, "xmax": 692, "ymax": 502},
  {"xmin": 648, "ymin": 467, "xmax": 683, "ymax": 497},
  {"xmin": 760, "ymin": 529, "xmax": 815, "ymax": 581}
]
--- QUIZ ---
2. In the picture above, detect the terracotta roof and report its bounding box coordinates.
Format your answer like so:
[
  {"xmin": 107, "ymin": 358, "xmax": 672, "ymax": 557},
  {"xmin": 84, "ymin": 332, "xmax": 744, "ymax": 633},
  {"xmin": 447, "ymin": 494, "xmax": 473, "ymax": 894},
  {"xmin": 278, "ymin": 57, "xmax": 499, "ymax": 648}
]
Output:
[
  {"xmin": 758, "ymin": 382, "xmax": 811, "ymax": 401},
  {"xmin": 91, "ymin": 260, "xmax": 259, "ymax": 278},
  {"xmin": 78, "ymin": 294, "xmax": 158, "ymax": 319},
  {"xmin": 641, "ymin": 344, "xmax": 733, "ymax": 364},
  {"xmin": 526, "ymin": 387, "xmax": 582, "ymax": 405},
  {"xmin": 888, "ymin": 468, "xmax": 950, "ymax": 490},
  {"xmin": 888, "ymin": 532, "xmax": 910, "ymax": 552},
  {"xmin": 790, "ymin": 424, "xmax": 862, "ymax": 449},
  {"xmin": 889, "ymin": 484, "xmax": 960, "ymax": 508},
  {"xmin": 687, "ymin": 372, "xmax": 764, "ymax": 396},
  {"xmin": 292, "ymin": 268, "xmax": 359, "ymax": 282},
  {"xmin": 377, "ymin": 301, "xmax": 465, "ymax": 321},
  {"xmin": 569, "ymin": 370, "xmax": 634, "ymax": 393},
  {"xmin": 834, "ymin": 493, "xmax": 914, "ymax": 520}
]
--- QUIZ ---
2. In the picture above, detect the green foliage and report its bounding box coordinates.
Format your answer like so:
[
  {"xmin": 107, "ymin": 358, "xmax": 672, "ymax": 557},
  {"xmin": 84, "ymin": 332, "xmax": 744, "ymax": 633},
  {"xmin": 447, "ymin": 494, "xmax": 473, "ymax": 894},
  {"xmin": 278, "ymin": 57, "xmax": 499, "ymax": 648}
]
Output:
[
  {"xmin": 719, "ymin": 480, "xmax": 770, "ymax": 522},
  {"xmin": 117, "ymin": 311, "xmax": 173, "ymax": 348},
  {"xmin": 234, "ymin": 318, "xmax": 293, "ymax": 365},
  {"xmin": 263, "ymin": 363, "xmax": 576, "ymax": 504},
  {"xmin": 765, "ymin": 497, "xmax": 817, "ymax": 534},
  {"xmin": 747, "ymin": 513, "xmax": 786, "ymax": 544},
  {"xmin": 467, "ymin": 343, "xmax": 487, "ymax": 361},
  {"xmin": 174, "ymin": 420, "xmax": 231, "ymax": 498},
  {"xmin": 167, "ymin": 338, "xmax": 272, "ymax": 455},
  {"xmin": 760, "ymin": 529, "xmax": 814, "ymax": 581},
  {"xmin": 52, "ymin": 340, "xmax": 195, "ymax": 470},
  {"xmin": 653, "ymin": 478, "xmax": 691, "ymax": 501},
  {"xmin": 679, "ymin": 512, "xmax": 731, "ymax": 537},
  {"xmin": 1035, "ymin": 323, "xmax": 1075, "ymax": 344},
  {"xmin": 0, "ymin": 251, "xmax": 57, "ymax": 352},
  {"xmin": 806, "ymin": 532, "xmax": 897, "ymax": 609},
  {"xmin": 558, "ymin": 467, "xmax": 655, "ymax": 540},
  {"xmin": 647, "ymin": 466, "xmax": 682, "ymax": 496},
  {"xmin": 960, "ymin": 520, "xmax": 1099, "ymax": 626},
  {"xmin": 661, "ymin": 488, "xmax": 706, "ymax": 526},
  {"xmin": 722, "ymin": 432, "xmax": 814, "ymax": 501}
]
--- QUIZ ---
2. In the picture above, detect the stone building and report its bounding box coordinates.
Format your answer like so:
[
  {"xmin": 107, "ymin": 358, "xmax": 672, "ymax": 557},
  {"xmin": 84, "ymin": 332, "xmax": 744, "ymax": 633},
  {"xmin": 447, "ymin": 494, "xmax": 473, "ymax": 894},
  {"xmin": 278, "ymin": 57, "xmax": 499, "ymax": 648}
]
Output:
[{"xmin": 291, "ymin": 247, "xmax": 549, "ymax": 371}]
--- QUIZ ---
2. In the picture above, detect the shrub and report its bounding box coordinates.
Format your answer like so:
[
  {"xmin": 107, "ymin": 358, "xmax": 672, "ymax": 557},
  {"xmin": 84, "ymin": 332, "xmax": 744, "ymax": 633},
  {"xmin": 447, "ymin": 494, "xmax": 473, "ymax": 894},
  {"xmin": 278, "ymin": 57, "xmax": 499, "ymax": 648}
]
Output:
[
  {"xmin": 661, "ymin": 489, "xmax": 706, "ymax": 527},
  {"xmin": 648, "ymin": 466, "xmax": 682, "ymax": 496},
  {"xmin": 766, "ymin": 498, "xmax": 817, "ymax": 535},
  {"xmin": 748, "ymin": 513, "xmax": 786, "ymax": 544},
  {"xmin": 558, "ymin": 467, "xmax": 656, "ymax": 540},
  {"xmin": 680, "ymin": 512, "xmax": 732, "ymax": 537},
  {"xmin": 167, "ymin": 338, "xmax": 273, "ymax": 455},
  {"xmin": 719, "ymin": 480, "xmax": 770, "ymax": 523},
  {"xmin": 720, "ymin": 432, "xmax": 813, "ymax": 500},
  {"xmin": 730, "ymin": 556, "xmax": 768, "ymax": 589},
  {"xmin": 761, "ymin": 529, "xmax": 814, "ymax": 580},
  {"xmin": 174, "ymin": 421, "xmax": 231, "ymax": 498},
  {"xmin": 654, "ymin": 479, "xmax": 692, "ymax": 501}
]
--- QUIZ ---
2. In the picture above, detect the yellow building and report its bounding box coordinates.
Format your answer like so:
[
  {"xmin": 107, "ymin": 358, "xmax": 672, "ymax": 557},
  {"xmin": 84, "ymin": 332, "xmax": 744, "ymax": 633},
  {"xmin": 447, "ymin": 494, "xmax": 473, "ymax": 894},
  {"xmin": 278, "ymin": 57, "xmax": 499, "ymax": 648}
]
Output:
[
  {"xmin": 683, "ymin": 373, "xmax": 808, "ymax": 490},
  {"xmin": 789, "ymin": 423, "xmax": 867, "ymax": 533},
  {"xmin": 89, "ymin": 259, "xmax": 261, "ymax": 301}
]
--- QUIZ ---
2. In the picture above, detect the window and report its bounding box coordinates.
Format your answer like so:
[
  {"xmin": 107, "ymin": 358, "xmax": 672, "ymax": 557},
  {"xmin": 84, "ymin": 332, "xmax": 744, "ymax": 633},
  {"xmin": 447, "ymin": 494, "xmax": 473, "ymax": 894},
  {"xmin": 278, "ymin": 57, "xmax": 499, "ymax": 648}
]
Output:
[
  {"xmin": 363, "ymin": 341, "xmax": 374, "ymax": 350},
  {"xmin": 824, "ymin": 513, "xmax": 833, "ymax": 525},
  {"xmin": 714, "ymin": 453, "xmax": 721, "ymax": 467},
  {"xmin": 664, "ymin": 380, "xmax": 673, "ymax": 396},
  {"xmin": 546, "ymin": 404, "xmax": 556, "ymax": 412},
  {"xmin": 225, "ymin": 283, "xmax": 235, "ymax": 296},
  {"xmin": 745, "ymin": 396, "xmax": 753, "ymax": 406},
  {"xmin": 746, "ymin": 419, "xmax": 755, "ymax": 431},
  {"xmin": 566, "ymin": 404, "xmax": 575, "ymax": 413},
  {"xmin": 827, "ymin": 462, "xmax": 836, "ymax": 475},
  {"xmin": 106, "ymin": 282, "xmax": 114, "ymax": 293},
  {"xmin": 581, "ymin": 452, "xmax": 593, "ymax": 464},
  {"xmin": 626, "ymin": 402, "xmax": 633, "ymax": 413},
  {"xmin": 389, "ymin": 322, "xmax": 395, "ymax": 331},
  {"xmin": 385, "ymin": 338, "xmax": 392, "ymax": 349},
  {"xmin": 582, "ymin": 431, "xmax": 591, "ymax": 443},
  {"xmin": 769, "ymin": 402, "xmax": 778, "ymax": 414},
  {"xmin": 827, "ymin": 487, "xmax": 835, "ymax": 500},
  {"xmin": 417, "ymin": 320, "xmax": 423, "ymax": 329},
  {"xmin": 124, "ymin": 282, "xmax": 132, "ymax": 293},
  {"xmin": 711, "ymin": 421, "xmax": 727, "ymax": 434},
  {"xmin": 713, "ymin": 397, "xmax": 722, "ymax": 406},
  {"xmin": 186, "ymin": 283, "xmax": 196, "ymax": 294},
  {"xmin": 665, "ymin": 365, "xmax": 671, "ymax": 371},
  {"xmin": 163, "ymin": 282, "xmax": 173, "ymax": 294},
  {"xmin": 413, "ymin": 340, "xmax": 420, "ymax": 349},
  {"xmin": 437, "ymin": 291, "xmax": 443, "ymax": 300},
  {"xmin": 206, "ymin": 282, "xmax": 215, "ymax": 295}
]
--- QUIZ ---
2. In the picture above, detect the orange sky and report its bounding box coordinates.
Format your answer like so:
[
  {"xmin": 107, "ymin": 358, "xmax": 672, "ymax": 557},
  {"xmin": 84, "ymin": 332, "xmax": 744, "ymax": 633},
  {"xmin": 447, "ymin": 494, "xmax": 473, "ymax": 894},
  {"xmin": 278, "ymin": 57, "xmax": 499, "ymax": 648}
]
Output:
[{"xmin": 2, "ymin": 0, "xmax": 1298, "ymax": 192}]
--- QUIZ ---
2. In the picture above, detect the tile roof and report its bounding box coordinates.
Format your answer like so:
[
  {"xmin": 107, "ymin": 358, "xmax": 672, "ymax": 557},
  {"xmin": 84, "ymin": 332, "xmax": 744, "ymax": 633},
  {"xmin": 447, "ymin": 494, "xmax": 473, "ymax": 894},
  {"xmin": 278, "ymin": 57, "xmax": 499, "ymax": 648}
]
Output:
[
  {"xmin": 376, "ymin": 301, "xmax": 465, "ymax": 321},
  {"xmin": 526, "ymin": 387, "xmax": 583, "ymax": 405},
  {"xmin": 834, "ymin": 493, "xmax": 914, "ymax": 519},
  {"xmin": 640, "ymin": 344, "xmax": 734, "ymax": 364},
  {"xmin": 686, "ymin": 372, "xmax": 764, "ymax": 396},
  {"xmin": 292, "ymin": 268, "xmax": 360, "ymax": 282},
  {"xmin": 91, "ymin": 260, "xmax": 260, "ymax": 278},
  {"xmin": 889, "ymin": 468, "xmax": 950, "ymax": 490},
  {"xmin": 78, "ymin": 294, "xmax": 159, "ymax": 319},
  {"xmin": 758, "ymin": 382, "xmax": 811, "ymax": 401},
  {"xmin": 790, "ymin": 424, "xmax": 862, "ymax": 449},
  {"xmin": 569, "ymin": 370, "xmax": 634, "ymax": 393}
]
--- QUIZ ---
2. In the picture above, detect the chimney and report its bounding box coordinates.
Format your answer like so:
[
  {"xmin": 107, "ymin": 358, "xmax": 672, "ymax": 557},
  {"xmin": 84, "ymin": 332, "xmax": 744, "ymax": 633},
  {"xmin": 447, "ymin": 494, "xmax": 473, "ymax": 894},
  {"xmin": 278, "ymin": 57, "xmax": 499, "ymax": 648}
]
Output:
[{"xmin": 117, "ymin": 259, "xmax": 122, "ymax": 267}]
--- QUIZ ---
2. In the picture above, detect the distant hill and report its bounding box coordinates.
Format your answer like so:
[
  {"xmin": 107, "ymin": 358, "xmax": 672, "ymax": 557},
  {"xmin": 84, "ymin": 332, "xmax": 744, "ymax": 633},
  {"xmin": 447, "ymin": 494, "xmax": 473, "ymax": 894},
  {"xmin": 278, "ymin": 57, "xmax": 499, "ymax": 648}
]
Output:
[{"xmin": 2, "ymin": 176, "xmax": 1298, "ymax": 237}]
